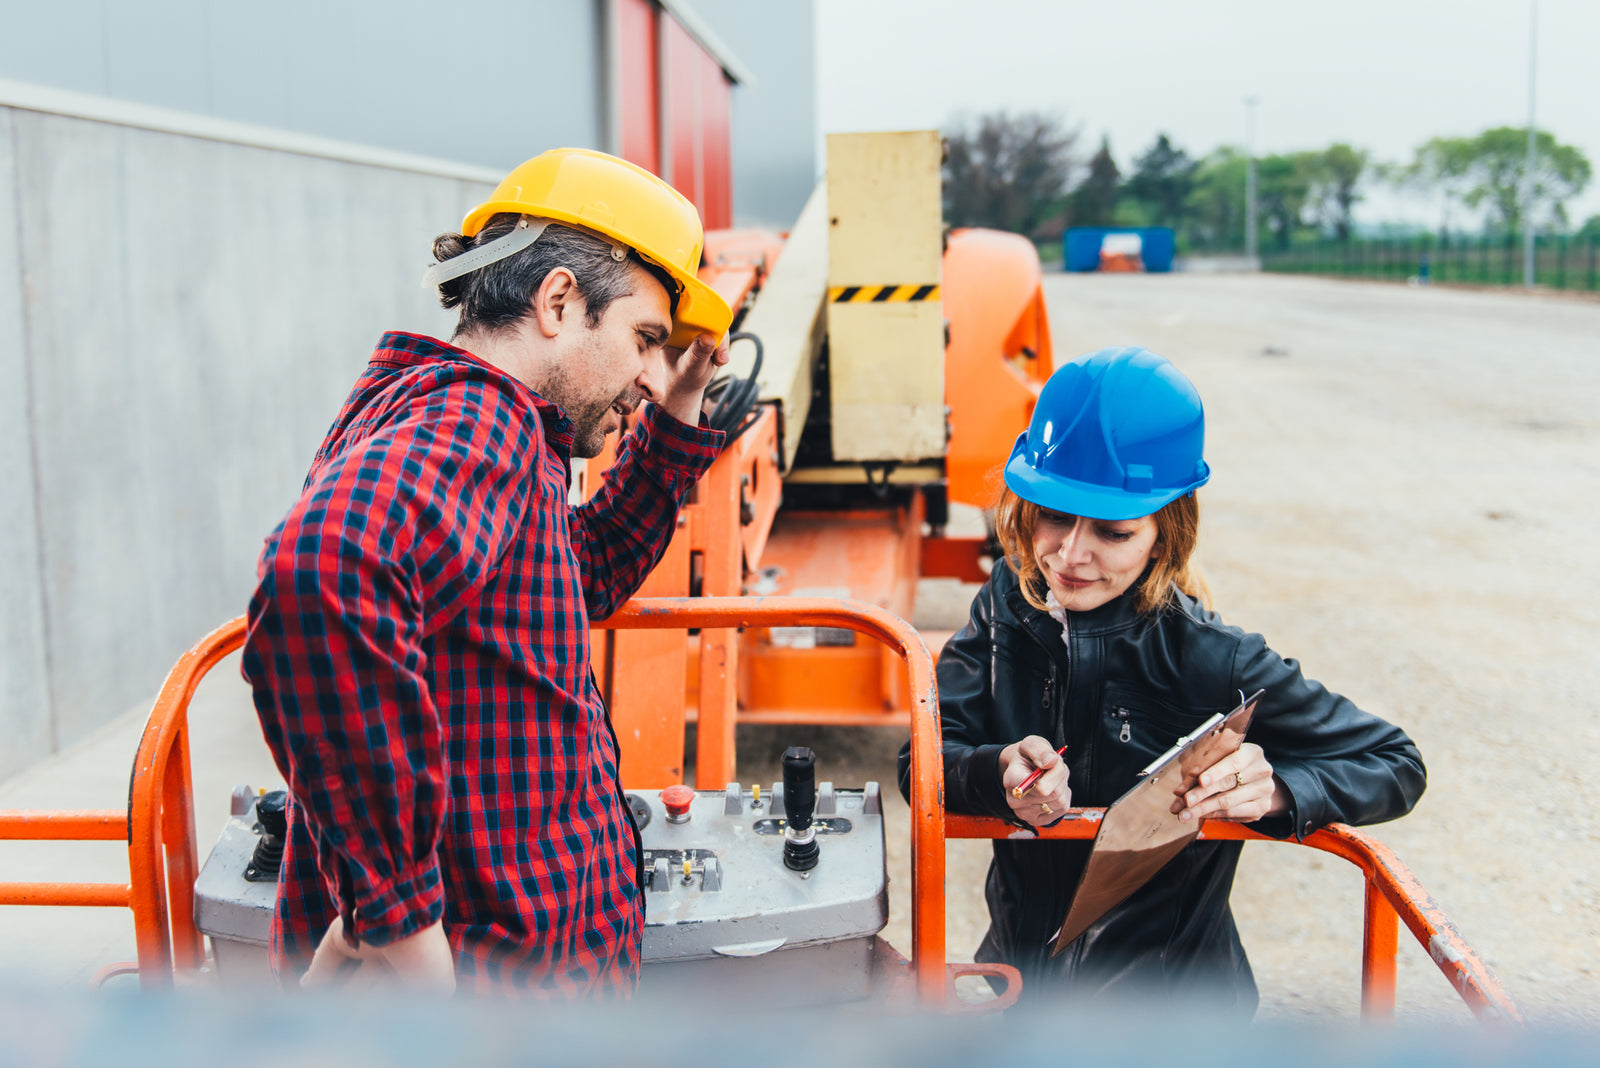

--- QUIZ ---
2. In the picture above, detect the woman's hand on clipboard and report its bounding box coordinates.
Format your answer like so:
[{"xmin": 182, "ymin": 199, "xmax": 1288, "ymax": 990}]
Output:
[
  {"xmin": 1175, "ymin": 742, "xmax": 1290, "ymax": 823},
  {"xmin": 1000, "ymin": 736, "xmax": 1072, "ymax": 826}
]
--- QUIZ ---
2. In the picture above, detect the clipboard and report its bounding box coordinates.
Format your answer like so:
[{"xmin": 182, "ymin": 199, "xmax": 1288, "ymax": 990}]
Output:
[{"xmin": 1048, "ymin": 689, "xmax": 1264, "ymax": 957}]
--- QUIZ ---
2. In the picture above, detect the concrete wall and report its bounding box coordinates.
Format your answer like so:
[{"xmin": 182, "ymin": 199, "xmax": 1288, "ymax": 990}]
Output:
[
  {"xmin": 0, "ymin": 103, "xmax": 493, "ymax": 777},
  {"xmin": 0, "ymin": 107, "xmax": 53, "ymax": 767}
]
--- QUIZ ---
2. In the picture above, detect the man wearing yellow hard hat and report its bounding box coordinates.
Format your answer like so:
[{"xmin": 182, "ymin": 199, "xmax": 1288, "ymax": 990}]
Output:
[{"xmin": 240, "ymin": 149, "xmax": 733, "ymax": 995}]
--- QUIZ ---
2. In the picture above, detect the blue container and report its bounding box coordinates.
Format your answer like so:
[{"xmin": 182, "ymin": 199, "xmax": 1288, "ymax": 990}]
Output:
[{"xmin": 1064, "ymin": 227, "xmax": 1176, "ymax": 273}]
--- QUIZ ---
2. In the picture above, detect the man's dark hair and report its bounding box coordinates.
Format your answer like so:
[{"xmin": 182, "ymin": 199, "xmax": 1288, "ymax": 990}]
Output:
[{"xmin": 432, "ymin": 213, "xmax": 679, "ymax": 335}]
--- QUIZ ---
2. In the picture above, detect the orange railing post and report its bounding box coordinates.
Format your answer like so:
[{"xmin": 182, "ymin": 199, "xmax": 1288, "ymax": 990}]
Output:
[
  {"xmin": 129, "ymin": 616, "xmax": 247, "ymax": 982},
  {"xmin": 1, "ymin": 616, "xmax": 246, "ymax": 990},
  {"xmin": 687, "ymin": 432, "xmax": 747, "ymax": 791},
  {"xmin": 1362, "ymin": 879, "xmax": 1400, "ymax": 1019}
]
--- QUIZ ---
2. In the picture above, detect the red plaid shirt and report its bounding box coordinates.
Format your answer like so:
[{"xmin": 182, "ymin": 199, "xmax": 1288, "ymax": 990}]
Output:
[{"xmin": 242, "ymin": 332, "xmax": 721, "ymax": 995}]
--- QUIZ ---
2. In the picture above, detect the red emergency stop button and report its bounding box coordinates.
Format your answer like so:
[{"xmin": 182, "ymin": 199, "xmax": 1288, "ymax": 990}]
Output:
[{"xmin": 662, "ymin": 784, "xmax": 695, "ymax": 824}]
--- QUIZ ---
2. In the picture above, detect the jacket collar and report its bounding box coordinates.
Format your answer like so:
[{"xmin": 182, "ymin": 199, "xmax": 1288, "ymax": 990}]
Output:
[{"xmin": 996, "ymin": 561, "xmax": 1147, "ymax": 639}]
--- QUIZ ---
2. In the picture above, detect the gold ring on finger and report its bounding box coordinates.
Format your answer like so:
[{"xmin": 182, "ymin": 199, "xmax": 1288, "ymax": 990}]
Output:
[
  {"xmin": 1041, "ymin": 802, "xmax": 1052, "ymax": 815},
  {"xmin": 1233, "ymin": 771, "xmax": 1244, "ymax": 790}
]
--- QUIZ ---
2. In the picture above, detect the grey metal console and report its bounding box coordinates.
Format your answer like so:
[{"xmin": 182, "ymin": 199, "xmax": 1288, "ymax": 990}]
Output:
[{"xmin": 193, "ymin": 780, "xmax": 888, "ymax": 1001}]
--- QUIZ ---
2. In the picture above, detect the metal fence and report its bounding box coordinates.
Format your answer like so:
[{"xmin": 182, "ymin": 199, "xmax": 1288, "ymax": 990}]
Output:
[{"xmin": 1260, "ymin": 233, "xmax": 1600, "ymax": 292}]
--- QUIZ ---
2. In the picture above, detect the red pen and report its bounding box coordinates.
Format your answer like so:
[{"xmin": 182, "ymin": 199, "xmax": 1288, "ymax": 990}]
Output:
[{"xmin": 1012, "ymin": 745, "xmax": 1069, "ymax": 799}]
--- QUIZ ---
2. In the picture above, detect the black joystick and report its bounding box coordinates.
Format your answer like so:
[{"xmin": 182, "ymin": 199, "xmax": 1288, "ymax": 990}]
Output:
[
  {"xmin": 782, "ymin": 746, "xmax": 820, "ymax": 872},
  {"xmin": 245, "ymin": 789, "xmax": 289, "ymax": 883}
]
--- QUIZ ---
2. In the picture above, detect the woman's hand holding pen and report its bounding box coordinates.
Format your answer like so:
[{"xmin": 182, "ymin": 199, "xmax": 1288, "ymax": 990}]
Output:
[
  {"xmin": 1175, "ymin": 742, "xmax": 1290, "ymax": 824},
  {"xmin": 999, "ymin": 736, "xmax": 1071, "ymax": 826}
]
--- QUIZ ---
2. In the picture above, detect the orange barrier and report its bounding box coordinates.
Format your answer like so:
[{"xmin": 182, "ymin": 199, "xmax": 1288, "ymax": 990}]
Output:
[{"xmin": 0, "ymin": 617, "xmax": 247, "ymax": 989}]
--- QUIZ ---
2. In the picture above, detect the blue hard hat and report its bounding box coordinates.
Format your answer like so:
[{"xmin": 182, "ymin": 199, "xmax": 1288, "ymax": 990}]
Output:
[{"xmin": 1004, "ymin": 346, "xmax": 1210, "ymax": 521}]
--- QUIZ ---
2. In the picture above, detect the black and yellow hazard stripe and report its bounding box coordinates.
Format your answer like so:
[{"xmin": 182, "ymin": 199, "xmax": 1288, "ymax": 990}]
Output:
[{"xmin": 828, "ymin": 284, "xmax": 941, "ymax": 304}]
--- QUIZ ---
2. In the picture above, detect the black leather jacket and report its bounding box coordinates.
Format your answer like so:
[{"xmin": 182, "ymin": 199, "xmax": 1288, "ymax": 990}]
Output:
[{"xmin": 897, "ymin": 563, "xmax": 1426, "ymax": 1012}]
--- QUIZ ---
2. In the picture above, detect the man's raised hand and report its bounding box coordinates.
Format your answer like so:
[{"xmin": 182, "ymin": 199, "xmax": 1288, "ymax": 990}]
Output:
[{"xmin": 658, "ymin": 333, "xmax": 730, "ymax": 426}]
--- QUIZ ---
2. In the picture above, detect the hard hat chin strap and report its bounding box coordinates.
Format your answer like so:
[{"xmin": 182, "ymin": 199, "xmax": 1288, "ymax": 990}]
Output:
[{"xmin": 422, "ymin": 216, "xmax": 631, "ymax": 290}]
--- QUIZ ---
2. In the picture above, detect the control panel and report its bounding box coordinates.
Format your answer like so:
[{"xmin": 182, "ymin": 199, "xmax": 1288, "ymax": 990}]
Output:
[{"xmin": 193, "ymin": 748, "xmax": 887, "ymax": 1001}]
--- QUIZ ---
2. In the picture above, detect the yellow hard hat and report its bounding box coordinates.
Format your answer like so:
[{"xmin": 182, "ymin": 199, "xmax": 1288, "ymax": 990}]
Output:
[{"xmin": 454, "ymin": 148, "xmax": 731, "ymax": 349}]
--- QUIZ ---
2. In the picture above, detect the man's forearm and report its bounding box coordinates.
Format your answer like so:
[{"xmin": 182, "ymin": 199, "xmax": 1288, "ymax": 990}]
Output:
[{"xmin": 572, "ymin": 405, "xmax": 724, "ymax": 616}]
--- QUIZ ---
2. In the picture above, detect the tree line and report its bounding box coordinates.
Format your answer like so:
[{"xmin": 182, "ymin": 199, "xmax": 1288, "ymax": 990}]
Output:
[{"xmin": 941, "ymin": 112, "xmax": 1596, "ymax": 253}]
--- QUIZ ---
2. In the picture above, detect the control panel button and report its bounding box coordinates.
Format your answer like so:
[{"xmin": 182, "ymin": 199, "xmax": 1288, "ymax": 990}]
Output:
[{"xmin": 662, "ymin": 784, "xmax": 695, "ymax": 824}]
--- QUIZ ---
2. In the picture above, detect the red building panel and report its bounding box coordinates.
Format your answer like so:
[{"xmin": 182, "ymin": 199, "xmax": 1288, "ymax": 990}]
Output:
[
  {"xmin": 615, "ymin": 0, "xmax": 659, "ymax": 173},
  {"xmin": 699, "ymin": 53, "xmax": 732, "ymax": 230},
  {"xmin": 663, "ymin": 15, "xmax": 703, "ymax": 212},
  {"xmin": 614, "ymin": 2, "xmax": 733, "ymax": 228}
]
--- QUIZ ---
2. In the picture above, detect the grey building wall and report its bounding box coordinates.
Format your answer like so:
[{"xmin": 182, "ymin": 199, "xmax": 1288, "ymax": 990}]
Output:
[
  {"xmin": 0, "ymin": 101, "xmax": 492, "ymax": 777},
  {"xmin": 0, "ymin": 1, "xmax": 817, "ymax": 229},
  {"xmin": 0, "ymin": 0, "xmax": 606, "ymax": 173}
]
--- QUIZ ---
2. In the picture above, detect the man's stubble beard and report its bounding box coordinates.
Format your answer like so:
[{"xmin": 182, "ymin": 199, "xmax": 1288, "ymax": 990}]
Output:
[
  {"xmin": 567, "ymin": 396, "xmax": 616, "ymax": 459},
  {"xmin": 542, "ymin": 367, "xmax": 644, "ymax": 460},
  {"xmin": 542, "ymin": 320, "xmax": 649, "ymax": 459}
]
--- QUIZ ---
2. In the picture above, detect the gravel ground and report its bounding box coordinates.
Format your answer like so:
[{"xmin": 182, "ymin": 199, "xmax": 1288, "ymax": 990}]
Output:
[{"xmin": 5, "ymin": 272, "xmax": 1595, "ymax": 1022}]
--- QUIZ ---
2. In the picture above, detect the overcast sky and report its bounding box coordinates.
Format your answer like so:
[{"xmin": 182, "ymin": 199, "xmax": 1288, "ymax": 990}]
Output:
[{"xmin": 814, "ymin": 0, "xmax": 1599, "ymax": 228}]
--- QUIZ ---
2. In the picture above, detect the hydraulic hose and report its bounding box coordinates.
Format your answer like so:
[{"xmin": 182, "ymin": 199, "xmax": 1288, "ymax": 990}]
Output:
[{"xmin": 705, "ymin": 331, "xmax": 765, "ymax": 446}]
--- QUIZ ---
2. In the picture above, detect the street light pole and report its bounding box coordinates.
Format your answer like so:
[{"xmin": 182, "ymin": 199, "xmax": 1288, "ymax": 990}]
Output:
[
  {"xmin": 1245, "ymin": 95, "xmax": 1258, "ymax": 266},
  {"xmin": 1524, "ymin": 0, "xmax": 1538, "ymax": 289}
]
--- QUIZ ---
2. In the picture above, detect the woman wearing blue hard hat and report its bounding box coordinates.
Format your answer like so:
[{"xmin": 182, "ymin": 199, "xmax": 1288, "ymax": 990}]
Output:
[{"xmin": 898, "ymin": 346, "xmax": 1425, "ymax": 1013}]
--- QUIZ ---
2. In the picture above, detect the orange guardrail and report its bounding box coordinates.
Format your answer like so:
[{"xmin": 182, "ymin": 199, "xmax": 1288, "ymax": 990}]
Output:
[
  {"xmin": 0, "ymin": 616, "xmax": 246, "ymax": 989},
  {"xmin": 943, "ymin": 812, "xmax": 1522, "ymax": 1022},
  {"xmin": 0, "ymin": 811, "xmax": 130, "ymax": 911},
  {"xmin": 3, "ymin": 598, "xmax": 1520, "ymax": 1022}
]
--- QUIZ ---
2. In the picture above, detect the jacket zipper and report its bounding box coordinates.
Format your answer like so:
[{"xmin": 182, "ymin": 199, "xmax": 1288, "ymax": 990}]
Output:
[
  {"xmin": 1014, "ymin": 606, "xmax": 1071, "ymax": 731},
  {"xmin": 1114, "ymin": 707, "xmax": 1132, "ymax": 744},
  {"xmin": 1054, "ymin": 612, "xmax": 1070, "ymax": 747},
  {"xmin": 1027, "ymin": 611, "xmax": 1070, "ymax": 749},
  {"xmin": 1017, "ymin": 607, "xmax": 1073, "ymax": 785},
  {"xmin": 1016, "ymin": 605, "xmax": 1090, "ymax": 958}
]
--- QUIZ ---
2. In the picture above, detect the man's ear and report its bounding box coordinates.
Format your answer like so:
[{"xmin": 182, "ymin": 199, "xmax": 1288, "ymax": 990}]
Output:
[{"xmin": 531, "ymin": 267, "xmax": 581, "ymax": 339}]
